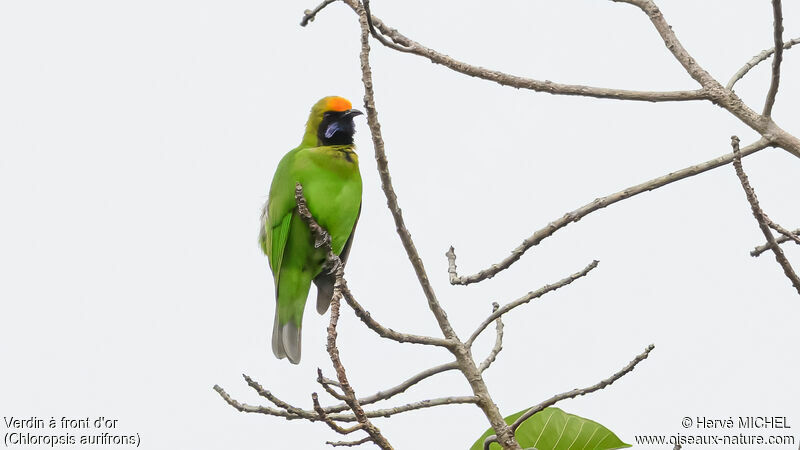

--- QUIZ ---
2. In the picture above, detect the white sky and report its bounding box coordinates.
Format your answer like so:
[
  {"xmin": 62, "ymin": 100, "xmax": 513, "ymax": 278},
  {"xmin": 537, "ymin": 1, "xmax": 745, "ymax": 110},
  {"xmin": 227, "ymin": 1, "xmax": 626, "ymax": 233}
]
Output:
[{"xmin": 1, "ymin": 1, "xmax": 799, "ymax": 449}]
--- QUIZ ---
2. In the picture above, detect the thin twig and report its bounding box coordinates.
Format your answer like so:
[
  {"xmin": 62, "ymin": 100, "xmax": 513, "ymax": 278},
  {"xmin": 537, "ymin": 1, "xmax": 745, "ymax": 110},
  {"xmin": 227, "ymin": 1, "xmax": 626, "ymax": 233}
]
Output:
[
  {"xmin": 483, "ymin": 344, "xmax": 655, "ymax": 449},
  {"xmin": 467, "ymin": 261, "xmax": 599, "ymax": 346},
  {"xmin": 447, "ymin": 138, "xmax": 771, "ymax": 286},
  {"xmin": 731, "ymin": 136, "xmax": 800, "ymax": 295},
  {"xmin": 300, "ymin": 0, "xmax": 338, "ymax": 26},
  {"xmin": 511, "ymin": 345, "xmax": 655, "ymax": 428},
  {"xmin": 327, "ymin": 437, "xmax": 373, "ymax": 447},
  {"xmin": 763, "ymin": 0, "xmax": 784, "ymax": 117},
  {"xmin": 213, "ymin": 384, "xmax": 306, "ymax": 419},
  {"xmin": 726, "ymin": 37, "xmax": 800, "ymax": 90},
  {"xmin": 326, "ymin": 293, "xmax": 393, "ymax": 448},
  {"xmin": 360, "ymin": 396, "xmax": 479, "ymax": 418},
  {"xmin": 312, "ymin": 393, "xmax": 366, "ymax": 435},
  {"xmin": 322, "ymin": 362, "xmax": 459, "ymax": 413},
  {"xmin": 318, "ymin": 369, "xmax": 347, "ymax": 401},
  {"xmin": 344, "ymin": 1, "xmax": 706, "ymax": 103},
  {"xmin": 338, "ymin": 280, "xmax": 455, "ymax": 348},
  {"xmin": 478, "ymin": 302, "xmax": 504, "ymax": 373},
  {"xmin": 244, "ymin": 374, "xmax": 312, "ymax": 418},
  {"xmin": 347, "ymin": 361, "xmax": 460, "ymax": 407},
  {"xmin": 363, "ymin": 0, "xmax": 413, "ymax": 53},
  {"xmin": 751, "ymin": 228, "xmax": 800, "ymax": 257},
  {"xmin": 610, "ymin": 0, "xmax": 719, "ymax": 89},
  {"xmin": 768, "ymin": 222, "xmax": 800, "ymax": 246},
  {"xmin": 343, "ymin": 396, "xmax": 483, "ymax": 420}
]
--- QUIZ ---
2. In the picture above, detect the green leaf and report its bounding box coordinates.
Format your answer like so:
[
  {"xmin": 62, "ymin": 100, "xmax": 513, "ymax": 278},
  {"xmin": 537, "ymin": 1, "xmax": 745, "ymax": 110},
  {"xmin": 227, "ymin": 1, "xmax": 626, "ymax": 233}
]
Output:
[{"xmin": 470, "ymin": 407, "xmax": 631, "ymax": 450}]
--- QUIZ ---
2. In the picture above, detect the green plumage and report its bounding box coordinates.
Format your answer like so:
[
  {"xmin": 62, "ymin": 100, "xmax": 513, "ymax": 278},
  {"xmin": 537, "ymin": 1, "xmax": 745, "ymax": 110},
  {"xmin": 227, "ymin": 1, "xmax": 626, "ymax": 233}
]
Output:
[{"xmin": 259, "ymin": 96, "xmax": 362, "ymax": 364}]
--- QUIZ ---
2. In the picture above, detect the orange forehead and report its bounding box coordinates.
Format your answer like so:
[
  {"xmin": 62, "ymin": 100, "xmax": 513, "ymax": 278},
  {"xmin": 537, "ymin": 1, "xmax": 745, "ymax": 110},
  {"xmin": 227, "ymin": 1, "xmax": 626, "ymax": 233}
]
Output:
[{"xmin": 325, "ymin": 96, "xmax": 352, "ymax": 112}]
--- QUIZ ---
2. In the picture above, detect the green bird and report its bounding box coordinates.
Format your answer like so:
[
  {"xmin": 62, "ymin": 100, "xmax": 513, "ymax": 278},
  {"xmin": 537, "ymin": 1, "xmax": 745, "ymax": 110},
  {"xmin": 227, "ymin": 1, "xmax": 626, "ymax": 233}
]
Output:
[{"xmin": 259, "ymin": 96, "xmax": 363, "ymax": 364}]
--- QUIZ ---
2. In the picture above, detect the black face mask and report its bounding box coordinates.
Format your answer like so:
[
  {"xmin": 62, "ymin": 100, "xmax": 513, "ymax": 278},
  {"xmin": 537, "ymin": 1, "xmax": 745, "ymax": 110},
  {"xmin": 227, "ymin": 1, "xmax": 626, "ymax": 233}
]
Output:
[{"xmin": 317, "ymin": 109, "xmax": 363, "ymax": 146}]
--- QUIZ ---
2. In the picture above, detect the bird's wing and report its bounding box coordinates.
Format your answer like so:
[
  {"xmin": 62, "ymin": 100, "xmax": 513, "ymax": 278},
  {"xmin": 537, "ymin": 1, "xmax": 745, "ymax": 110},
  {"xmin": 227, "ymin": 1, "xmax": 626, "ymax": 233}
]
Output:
[
  {"xmin": 261, "ymin": 206, "xmax": 293, "ymax": 286},
  {"xmin": 260, "ymin": 150, "xmax": 300, "ymax": 286},
  {"xmin": 259, "ymin": 202, "xmax": 270, "ymax": 255}
]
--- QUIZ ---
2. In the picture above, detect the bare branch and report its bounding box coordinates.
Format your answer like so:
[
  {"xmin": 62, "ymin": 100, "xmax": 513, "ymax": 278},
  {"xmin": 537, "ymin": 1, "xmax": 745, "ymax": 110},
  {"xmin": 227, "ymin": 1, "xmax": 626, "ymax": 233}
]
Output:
[
  {"xmin": 213, "ymin": 384, "xmax": 309, "ymax": 419},
  {"xmin": 478, "ymin": 302, "xmax": 503, "ymax": 373},
  {"xmin": 768, "ymin": 223, "xmax": 800, "ymax": 246},
  {"xmin": 511, "ymin": 345, "xmax": 654, "ymax": 428},
  {"xmin": 483, "ymin": 344, "xmax": 655, "ymax": 449},
  {"xmin": 318, "ymin": 369, "xmax": 347, "ymax": 401},
  {"xmin": 726, "ymin": 37, "xmax": 800, "ymax": 91},
  {"xmin": 611, "ymin": 0, "xmax": 719, "ymax": 89},
  {"xmin": 322, "ymin": 362, "xmax": 459, "ymax": 413},
  {"xmin": 361, "ymin": 396, "xmax": 479, "ymax": 418},
  {"xmin": 300, "ymin": 0, "xmax": 337, "ymax": 26},
  {"xmin": 763, "ymin": 0, "xmax": 784, "ymax": 117},
  {"xmin": 313, "ymin": 393, "xmax": 366, "ymax": 435},
  {"xmin": 326, "ymin": 290, "xmax": 394, "ymax": 448},
  {"xmin": 751, "ymin": 228, "xmax": 800, "ymax": 257},
  {"xmin": 244, "ymin": 374, "xmax": 312, "ymax": 418},
  {"xmin": 448, "ymin": 138, "xmax": 771, "ymax": 285},
  {"xmin": 731, "ymin": 136, "xmax": 800, "ymax": 295},
  {"xmin": 363, "ymin": 0, "xmax": 412, "ymax": 53},
  {"xmin": 342, "ymin": 1, "xmax": 707, "ymax": 103},
  {"xmin": 338, "ymin": 280, "xmax": 455, "ymax": 348},
  {"xmin": 467, "ymin": 261, "xmax": 599, "ymax": 347},
  {"xmin": 347, "ymin": 361, "xmax": 460, "ymax": 408},
  {"xmin": 610, "ymin": 0, "xmax": 800, "ymax": 158},
  {"xmin": 327, "ymin": 437, "xmax": 373, "ymax": 447},
  {"xmin": 316, "ymin": 391, "xmax": 466, "ymax": 448}
]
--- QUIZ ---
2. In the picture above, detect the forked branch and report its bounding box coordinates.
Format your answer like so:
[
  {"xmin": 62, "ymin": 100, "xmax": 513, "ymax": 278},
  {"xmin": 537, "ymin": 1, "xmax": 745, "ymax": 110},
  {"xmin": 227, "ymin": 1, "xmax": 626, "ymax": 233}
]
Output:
[
  {"xmin": 727, "ymin": 37, "xmax": 800, "ymax": 91},
  {"xmin": 730, "ymin": 136, "xmax": 800, "ymax": 295},
  {"xmin": 467, "ymin": 261, "xmax": 600, "ymax": 346},
  {"xmin": 482, "ymin": 344, "xmax": 656, "ymax": 450}
]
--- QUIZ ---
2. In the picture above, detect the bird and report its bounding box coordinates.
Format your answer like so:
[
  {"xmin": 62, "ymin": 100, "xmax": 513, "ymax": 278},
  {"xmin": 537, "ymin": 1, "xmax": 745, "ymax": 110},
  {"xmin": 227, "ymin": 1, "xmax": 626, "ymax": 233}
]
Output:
[{"xmin": 259, "ymin": 96, "xmax": 363, "ymax": 364}]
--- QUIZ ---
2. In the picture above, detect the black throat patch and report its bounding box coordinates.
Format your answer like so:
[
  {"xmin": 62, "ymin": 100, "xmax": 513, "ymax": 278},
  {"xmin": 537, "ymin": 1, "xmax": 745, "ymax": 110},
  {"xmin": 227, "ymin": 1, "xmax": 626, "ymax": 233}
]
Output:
[{"xmin": 318, "ymin": 111, "xmax": 356, "ymax": 146}]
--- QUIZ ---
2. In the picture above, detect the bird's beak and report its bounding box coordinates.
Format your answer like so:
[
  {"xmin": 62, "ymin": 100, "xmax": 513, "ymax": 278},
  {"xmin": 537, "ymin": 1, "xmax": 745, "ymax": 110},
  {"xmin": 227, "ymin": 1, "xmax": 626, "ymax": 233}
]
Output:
[{"xmin": 343, "ymin": 109, "xmax": 364, "ymax": 119}]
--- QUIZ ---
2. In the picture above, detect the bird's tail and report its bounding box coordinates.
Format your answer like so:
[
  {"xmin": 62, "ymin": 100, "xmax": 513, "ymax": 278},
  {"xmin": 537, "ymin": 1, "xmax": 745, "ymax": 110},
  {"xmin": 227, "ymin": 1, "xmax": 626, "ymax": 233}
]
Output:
[
  {"xmin": 271, "ymin": 309, "xmax": 302, "ymax": 364},
  {"xmin": 272, "ymin": 270, "xmax": 312, "ymax": 364}
]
